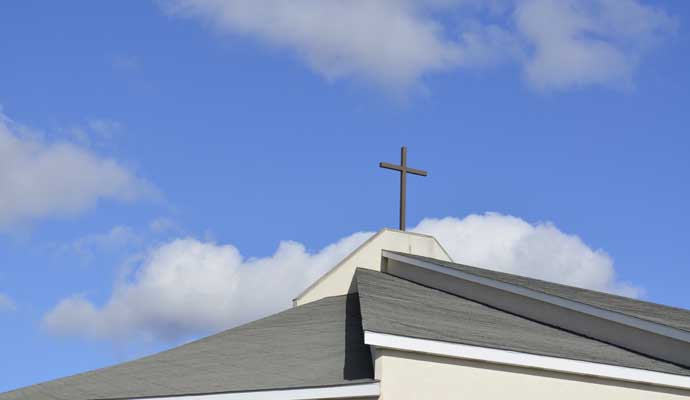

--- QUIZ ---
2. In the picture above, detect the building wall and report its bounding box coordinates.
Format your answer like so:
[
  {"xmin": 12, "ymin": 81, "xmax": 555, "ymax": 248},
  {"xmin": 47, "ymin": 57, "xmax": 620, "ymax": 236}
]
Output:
[
  {"xmin": 374, "ymin": 349, "xmax": 690, "ymax": 399},
  {"xmin": 340, "ymin": 398, "xmax": 377, "ymax": 400},
  {"xmin": 293, "ymin": 229, "xmax": 451, "ymax": 306}
]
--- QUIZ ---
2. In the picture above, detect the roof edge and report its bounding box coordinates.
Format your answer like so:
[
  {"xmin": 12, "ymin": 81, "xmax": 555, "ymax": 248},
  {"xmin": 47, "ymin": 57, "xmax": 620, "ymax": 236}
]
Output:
[
  {"xmin": 109, "ymin": 382, "xmax": 380, "ymax": 400},
  {"xmin": 365, "ymin": 331, "xmax": 690, "ymax": 391}
]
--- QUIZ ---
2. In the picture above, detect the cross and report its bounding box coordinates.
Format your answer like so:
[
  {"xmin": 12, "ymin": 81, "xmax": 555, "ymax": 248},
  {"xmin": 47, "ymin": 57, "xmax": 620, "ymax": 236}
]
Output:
[{"xmin": 379, "ymin": 146, "xmax": 428, "ymax": 231}]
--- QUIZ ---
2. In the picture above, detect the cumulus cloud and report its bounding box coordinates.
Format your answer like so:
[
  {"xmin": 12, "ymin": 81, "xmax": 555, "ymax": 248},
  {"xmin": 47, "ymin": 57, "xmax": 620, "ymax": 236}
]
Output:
[
  {"xmin": 0, "ymin": 113, "xmax": 154, "ymax": 228},
  {"xmin": 160, "ymin": 0, "xmax": 674, "ymax": 91},
  {"xmin": 413, "ymin": 213, "xmax": 640, "ymax": 297},
  {"xmin": 515, "ymin": 0, "xmax": 675, "ymax": 90},
  {"xmin": 0, "ymin": 293, "xmax": 16, "ymax": 312},
  {"xmin": 161, "ymin": 0, "xmax": 464, "ymax": 90},
  {"xmin": 44, "ymin": 213, "xmax": 639, "ymax": 342},
  {"xmin": 43, "ymin": 232, "xmax": 372, "ymax": 340}
]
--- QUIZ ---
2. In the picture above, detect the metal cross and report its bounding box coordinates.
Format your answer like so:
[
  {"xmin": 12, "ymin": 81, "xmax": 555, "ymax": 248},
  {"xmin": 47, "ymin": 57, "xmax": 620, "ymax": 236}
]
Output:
[{"xmin": 379, "ymin": 146, "xmax": 428, "ymax": 231}]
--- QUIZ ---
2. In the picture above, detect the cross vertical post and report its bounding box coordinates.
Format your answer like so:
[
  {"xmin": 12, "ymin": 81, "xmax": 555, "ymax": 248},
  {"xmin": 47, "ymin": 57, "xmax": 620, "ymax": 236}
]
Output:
[
  {"xmin": 379, "ymin": 146, "xmax": 428, "ymax": 231},
  {"xmin": 400, "ymin": 146, "xmax": 406, "ymax": 232}
]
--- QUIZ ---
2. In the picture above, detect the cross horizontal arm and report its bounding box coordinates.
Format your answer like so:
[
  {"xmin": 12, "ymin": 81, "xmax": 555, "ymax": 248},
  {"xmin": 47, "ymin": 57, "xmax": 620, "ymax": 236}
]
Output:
[
  {"xmin": 407, "ymin": 167, "xmax": 428, "ymax": 177},
  {"xmin": 379, "ymin": 162, "xmax": 404, "ymax": 172},
  {"xmin": 379, "ymin": 162, "xmax": 428, "ymax": 176}
]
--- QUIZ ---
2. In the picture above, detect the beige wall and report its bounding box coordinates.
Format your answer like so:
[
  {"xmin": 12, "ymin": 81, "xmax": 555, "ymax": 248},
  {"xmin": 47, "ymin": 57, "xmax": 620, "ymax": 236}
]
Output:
[
  {"xmin": 294, "ymin": 229, "xmax": 451, "ymax": 306},
  {"xmin": 373, "ymin": 349, "xmax": 690, "ymax": 399},
  {"xmin": 338, "ymin": 398, "xmax": 377, "ymax": 400}
]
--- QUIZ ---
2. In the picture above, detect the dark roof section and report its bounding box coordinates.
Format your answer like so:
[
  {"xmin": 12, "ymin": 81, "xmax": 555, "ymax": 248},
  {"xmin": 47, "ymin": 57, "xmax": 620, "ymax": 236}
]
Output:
[
  {"xmin": 355, "ymin": 268, "xmax": 690, "ymax": 377},
  {"xmin": 392, "ymin": 252, "xmax": 690, "ymax": 333},
  {"xmin": 0, "ymin": 295, "xmax": 374, "ymax": 400}
]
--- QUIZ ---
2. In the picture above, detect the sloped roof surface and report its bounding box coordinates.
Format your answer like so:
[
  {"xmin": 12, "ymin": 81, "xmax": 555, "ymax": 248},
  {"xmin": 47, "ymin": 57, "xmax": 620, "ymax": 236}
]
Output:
[
  {"xmin": 393, "ymin": 252, "xmax": 690, "ymax": 333},
  {"xmin": 355, "ymin": 268, "xmax": 690, "ymax": 376},
  {"xmin": 0, "ymin": 295, "xmax": 373, "ymax": 400}
]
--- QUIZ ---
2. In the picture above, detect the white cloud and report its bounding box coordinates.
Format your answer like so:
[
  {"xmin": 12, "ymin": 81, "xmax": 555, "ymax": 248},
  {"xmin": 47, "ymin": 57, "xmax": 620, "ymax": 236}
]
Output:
[
  {"xmin": 43, "ymin": 232, "xmax": 372, "ymax": 341},
  {"xmin": 160, "ymin": 0, "xmax": 674, "ymax": 91},
  {"xmin": 44, "ymin": 213, "xmax": 639, "ymax": 342},
  {"xmin": 0, "ymin": 113, "xmax": 154, "ymax": 228},
  {"xmin": 515, "ymin": 0, "xmax": 675, "ymax": 90},
  {"xmin": 0, "ymin": 293, "xmax": 16, "ymax": 312},
  {"xmin": 413, "ymin": 213, "xmax": 640, "ymax": 297},
  {"xmin": 161, "ymin": 0, "xmax": 463, "ymax": 91}
]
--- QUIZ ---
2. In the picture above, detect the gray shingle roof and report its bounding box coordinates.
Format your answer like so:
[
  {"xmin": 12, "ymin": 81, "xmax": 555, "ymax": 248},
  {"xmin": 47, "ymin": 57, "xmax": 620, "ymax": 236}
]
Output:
[
  {"xmin": 6, "ymin": 250, "xmax": 690, "ymax": 399},
  {"xmin": 394, "ymin": 252, "xmax": 690, "ymax": 333},
  {"xmin": 355, "ymin": 268, "xmax": 690, "ymax": 377},
  {"xmin": 0, "ymin": 294, "xmax": 373, "ymax": 400}
]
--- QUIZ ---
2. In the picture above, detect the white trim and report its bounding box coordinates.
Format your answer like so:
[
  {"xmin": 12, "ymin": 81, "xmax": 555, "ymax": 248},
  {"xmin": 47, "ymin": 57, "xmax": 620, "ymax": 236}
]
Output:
[
  {"xmin": 126, "ymin": 383, "xmax": 380, "ymax": 400},
  {"xmin": 382, "ymin": 251, "xmax": 690, "ymax": 343},
  {"xmin": 365, "ymin": 331, "xmax": 690, "ymax": 390}
]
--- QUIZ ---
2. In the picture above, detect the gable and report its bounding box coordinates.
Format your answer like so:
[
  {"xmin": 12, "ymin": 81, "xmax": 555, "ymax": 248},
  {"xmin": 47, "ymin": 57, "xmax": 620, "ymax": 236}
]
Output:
[{"xmin": 293, "ymin": 229, "xmax": 451, "ymax": 306}]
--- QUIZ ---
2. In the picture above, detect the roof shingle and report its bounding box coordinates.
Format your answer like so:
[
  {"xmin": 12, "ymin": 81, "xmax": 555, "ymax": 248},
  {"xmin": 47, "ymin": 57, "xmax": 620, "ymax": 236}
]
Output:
[
  {"xmin": 0, "ymin": 294, "xmax": 373, "ymax": 400},
  {"xmin": 394, "ymin": 252, "xmax": 690, "ymax": 333},
  {"xmin": 355, "ymin": 268, "xmax": 690, "ymax": 377}
]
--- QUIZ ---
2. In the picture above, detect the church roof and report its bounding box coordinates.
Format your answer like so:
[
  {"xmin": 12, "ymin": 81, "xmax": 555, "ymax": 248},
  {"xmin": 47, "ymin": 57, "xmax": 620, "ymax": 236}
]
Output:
[
  {"xmin": 394, "ymin": 252, "xmax": 690, "ymax": 333},
  {"xmin": 4, "ymin": 245, "xmax": 690, "ymax": 398},
  {"xmin": 355, "ymin": 268, "xmax": 690, "ymax": 377},
  {"xmin": 0, "ymin": 295, "xmax": 374, "ymax": 400}
]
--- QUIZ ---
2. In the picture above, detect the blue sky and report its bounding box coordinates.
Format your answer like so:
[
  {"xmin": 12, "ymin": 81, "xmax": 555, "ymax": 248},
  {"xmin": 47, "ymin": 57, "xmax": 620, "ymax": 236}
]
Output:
[{"xmin": 2, "ymin": 0, "xmax": 690, "ymax": 393}]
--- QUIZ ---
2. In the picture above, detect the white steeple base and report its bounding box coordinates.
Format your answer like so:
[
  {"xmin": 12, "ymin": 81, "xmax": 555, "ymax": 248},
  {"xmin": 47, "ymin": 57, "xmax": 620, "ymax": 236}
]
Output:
[{"xmin": 293, "ymin": 228, "xmax": 451, "ymax": 306}]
